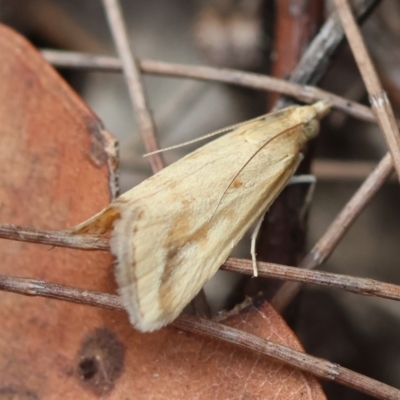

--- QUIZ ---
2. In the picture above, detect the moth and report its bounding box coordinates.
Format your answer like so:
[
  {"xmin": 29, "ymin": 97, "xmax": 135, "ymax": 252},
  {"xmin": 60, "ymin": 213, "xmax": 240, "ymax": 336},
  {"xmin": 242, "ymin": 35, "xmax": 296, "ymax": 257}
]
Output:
[{"xmin": 70, "ymin": 101, "xmax": 331, "ymax": 332}]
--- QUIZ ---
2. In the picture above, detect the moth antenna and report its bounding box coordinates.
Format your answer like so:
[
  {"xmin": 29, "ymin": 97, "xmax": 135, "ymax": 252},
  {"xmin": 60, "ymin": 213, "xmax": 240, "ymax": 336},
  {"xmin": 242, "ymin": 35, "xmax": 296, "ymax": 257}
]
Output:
[{"xmin": 144, "ymin": 114, "xmax": 267, "ymax": 157}]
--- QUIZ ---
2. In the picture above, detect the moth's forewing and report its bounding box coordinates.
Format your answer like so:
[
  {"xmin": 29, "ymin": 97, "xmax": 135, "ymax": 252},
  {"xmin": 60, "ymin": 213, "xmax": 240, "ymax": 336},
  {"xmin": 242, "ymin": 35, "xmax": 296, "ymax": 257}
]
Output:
[{"xmin": 70, "ymin": 102, "xmax": 329, "ymax": 331}]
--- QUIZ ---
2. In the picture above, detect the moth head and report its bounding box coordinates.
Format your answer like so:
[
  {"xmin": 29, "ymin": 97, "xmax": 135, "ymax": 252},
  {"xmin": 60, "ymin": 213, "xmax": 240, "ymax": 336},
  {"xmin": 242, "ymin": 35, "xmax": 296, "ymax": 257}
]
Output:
[{"xmin": 302, "ymin": 100, "xmax": 331, "ymax": 140}]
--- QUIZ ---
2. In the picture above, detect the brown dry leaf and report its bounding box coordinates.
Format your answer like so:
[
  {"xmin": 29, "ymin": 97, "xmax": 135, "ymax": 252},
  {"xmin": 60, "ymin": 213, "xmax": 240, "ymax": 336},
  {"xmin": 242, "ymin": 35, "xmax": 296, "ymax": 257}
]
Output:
[{"xmin": 0, "ymin": 24, "xmax": 325, "ymax": 399}]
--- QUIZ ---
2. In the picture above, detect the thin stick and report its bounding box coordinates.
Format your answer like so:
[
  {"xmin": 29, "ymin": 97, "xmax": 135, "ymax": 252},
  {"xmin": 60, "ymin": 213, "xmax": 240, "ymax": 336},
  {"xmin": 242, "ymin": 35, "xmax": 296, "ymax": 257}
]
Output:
[
  {"xmin": 101, "ymin": 0, "xmax": 164, "ymax": 173},
  {"xmin": 2, "ymin": 224, "xmax": 400, "ymax": 302},
  {"xmin": 223, "ymin": 258, "xmax": 400, "ymax": 302},
  {"xmin": 140, "ymin": 59, "xmax": 374, "ymax": 121},
  {"xmin": 272, "ymin": 152, "xmax": 393, "ymax": 311},
  {"xmin": 40, "ymin": 1, "xmax": 379, "ymax": 123},
  {"xmin": 176, "ymin": 315, "xmax": 399, "ymax": 400},
  {"xmin": 0, "ymin": 275, "xmax": 122, "ymax": 310},
  {"xmin": 0, "ymin": 275, "xmax": 398, "ymax": 400},
  {"xmin": 41, "ymin": 49, "xmax": 375, "ymax": 124},
  {"xmin": 275, "ymin": 0, "xmax": 380, "ymax": 102},
  {"xmin": 313, "ymin": 159, "xmax": 396, "ymax": 182},
  {"xmin": 40, "ymin": 50, "xmax": 122, "ymax": 70},
  {"xmin": 334, "ymin": 0, "xmax": 400, "ymax": 182},
  {"xmin": 0, "ymin": 225, "xmax": 109, "ymax": 251},
  {"xmin": 305, "ymin": 153, "xmax": 394, "ymax": 268}
]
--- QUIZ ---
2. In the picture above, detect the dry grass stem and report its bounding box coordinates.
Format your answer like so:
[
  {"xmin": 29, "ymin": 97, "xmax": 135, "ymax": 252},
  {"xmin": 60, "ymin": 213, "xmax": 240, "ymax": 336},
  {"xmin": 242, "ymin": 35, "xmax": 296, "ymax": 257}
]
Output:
[
  {"xmin": 313, "ymin": 159, "xmax": 396, "ymax": 181},
  {"xmin": 272, "ymin": 152, "xmax": 393, "ymax": 310},
  {"xmin": 277, "ymin": 0, "xmax": 379, "ymax": 89},
  {"xmin": 0, "ymin": 224, "xmax": 109, "ymax": 251},
  {"xmin": 334, "ymin": 0, "xmax": 400, "ymax": 181},
  {"xmin": 42, "ymin": 49, "xmax": 375, "ymax": 123},
  {"xmin": 224, "ymin": 258, "xmax": 400, "ymax": 301},
  {"xmin": 101, "ymin": 0, "xmax": 164, "ymax": 173}
]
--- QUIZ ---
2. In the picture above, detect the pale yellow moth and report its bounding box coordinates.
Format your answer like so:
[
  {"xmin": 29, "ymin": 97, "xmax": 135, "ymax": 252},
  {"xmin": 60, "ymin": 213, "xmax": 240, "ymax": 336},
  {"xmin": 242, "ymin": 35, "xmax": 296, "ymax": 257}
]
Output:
[{"xmin": 70, "ymin": 101, "xmax": 330, "ymax": 332}]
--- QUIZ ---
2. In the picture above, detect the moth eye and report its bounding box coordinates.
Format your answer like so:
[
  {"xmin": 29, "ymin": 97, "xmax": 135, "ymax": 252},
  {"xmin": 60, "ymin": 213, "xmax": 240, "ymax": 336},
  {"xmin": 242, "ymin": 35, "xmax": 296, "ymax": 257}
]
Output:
[{"xmin": 302, "ymin": 119, "xmax": 319, "ymax": 140}]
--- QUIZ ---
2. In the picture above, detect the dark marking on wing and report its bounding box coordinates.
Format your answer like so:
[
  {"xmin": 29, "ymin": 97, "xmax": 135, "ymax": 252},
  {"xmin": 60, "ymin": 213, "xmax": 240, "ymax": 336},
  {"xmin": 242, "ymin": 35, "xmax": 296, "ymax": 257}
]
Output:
[
  {"xmin": 159, "ymin": 210, "xmax": 210, "ymax": 299},
  {"xmin": 231, "ymin": 178, "xmax": 243, "ymax": 188}
]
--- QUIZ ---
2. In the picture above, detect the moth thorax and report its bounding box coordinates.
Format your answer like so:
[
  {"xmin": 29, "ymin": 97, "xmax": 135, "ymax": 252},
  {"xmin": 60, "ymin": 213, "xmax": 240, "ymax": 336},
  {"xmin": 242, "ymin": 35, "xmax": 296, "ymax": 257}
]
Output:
[{"xmin": 302, "ymin": 119, "xmax": 319, "ymax": 140}]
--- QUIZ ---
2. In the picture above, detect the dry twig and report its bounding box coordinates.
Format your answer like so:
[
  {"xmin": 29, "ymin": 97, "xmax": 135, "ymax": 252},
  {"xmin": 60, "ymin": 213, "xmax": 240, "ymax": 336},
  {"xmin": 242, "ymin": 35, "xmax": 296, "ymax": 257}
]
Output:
[
  {"xmin": 1, "ymin": 226, "xmax": 400, "ymax": 303},
  {"xmin": 101, "ymin": 0, "xmax": 164, "ymax": 173},
  {"xmin": 0, "ymin": 274, "xmax": 398, "ymax": 400},
  {"xmin": 42, "ymin": 49, "xmax": 375, "ymax": 123},
  {"xmin": 334, "ymin": 0, "xmax": 400, "ymax": 181},
  {"xmin": 0, "ymin": 225, "xmax": 109, "ymax": 251},
  {"xmin": 223, "ymin": 258, "xmax": 400, "ymax": 302},
  {"xmin": 272, "ymin": 152, "xmax": 393, "ymax": 310},
  {"xmin": 276, "ymin": 0, "xmax": 380, "ymax": 91},
  {"xmin": 313, "ymin": 159, "xmax": 396, "ymax": 181}
]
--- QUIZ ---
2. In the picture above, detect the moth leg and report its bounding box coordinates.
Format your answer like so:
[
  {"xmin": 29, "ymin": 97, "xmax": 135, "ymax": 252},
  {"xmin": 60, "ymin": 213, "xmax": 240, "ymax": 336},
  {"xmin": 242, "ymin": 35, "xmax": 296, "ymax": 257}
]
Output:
[
  {"xmin": 250, "ymin": 214, "xmax": 265, "ymax": 277},
  {"xmin": 287, "ymin": 174, "xmax": 316, "ymax": 227},
  {"xmin": 287, "ymin": 174, "xmax": 316, "ymax": 186},
  {"xmin": 250, "ymin": 175, "xmax": 316, "ymax": 278}
]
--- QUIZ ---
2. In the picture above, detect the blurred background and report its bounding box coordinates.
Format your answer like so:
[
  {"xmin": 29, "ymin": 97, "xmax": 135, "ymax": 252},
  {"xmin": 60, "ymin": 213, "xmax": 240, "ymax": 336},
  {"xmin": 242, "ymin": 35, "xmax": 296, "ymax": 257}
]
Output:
[{"xmin": 1, "ymin": 0, "xmax": 400, "ymax": 398}]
